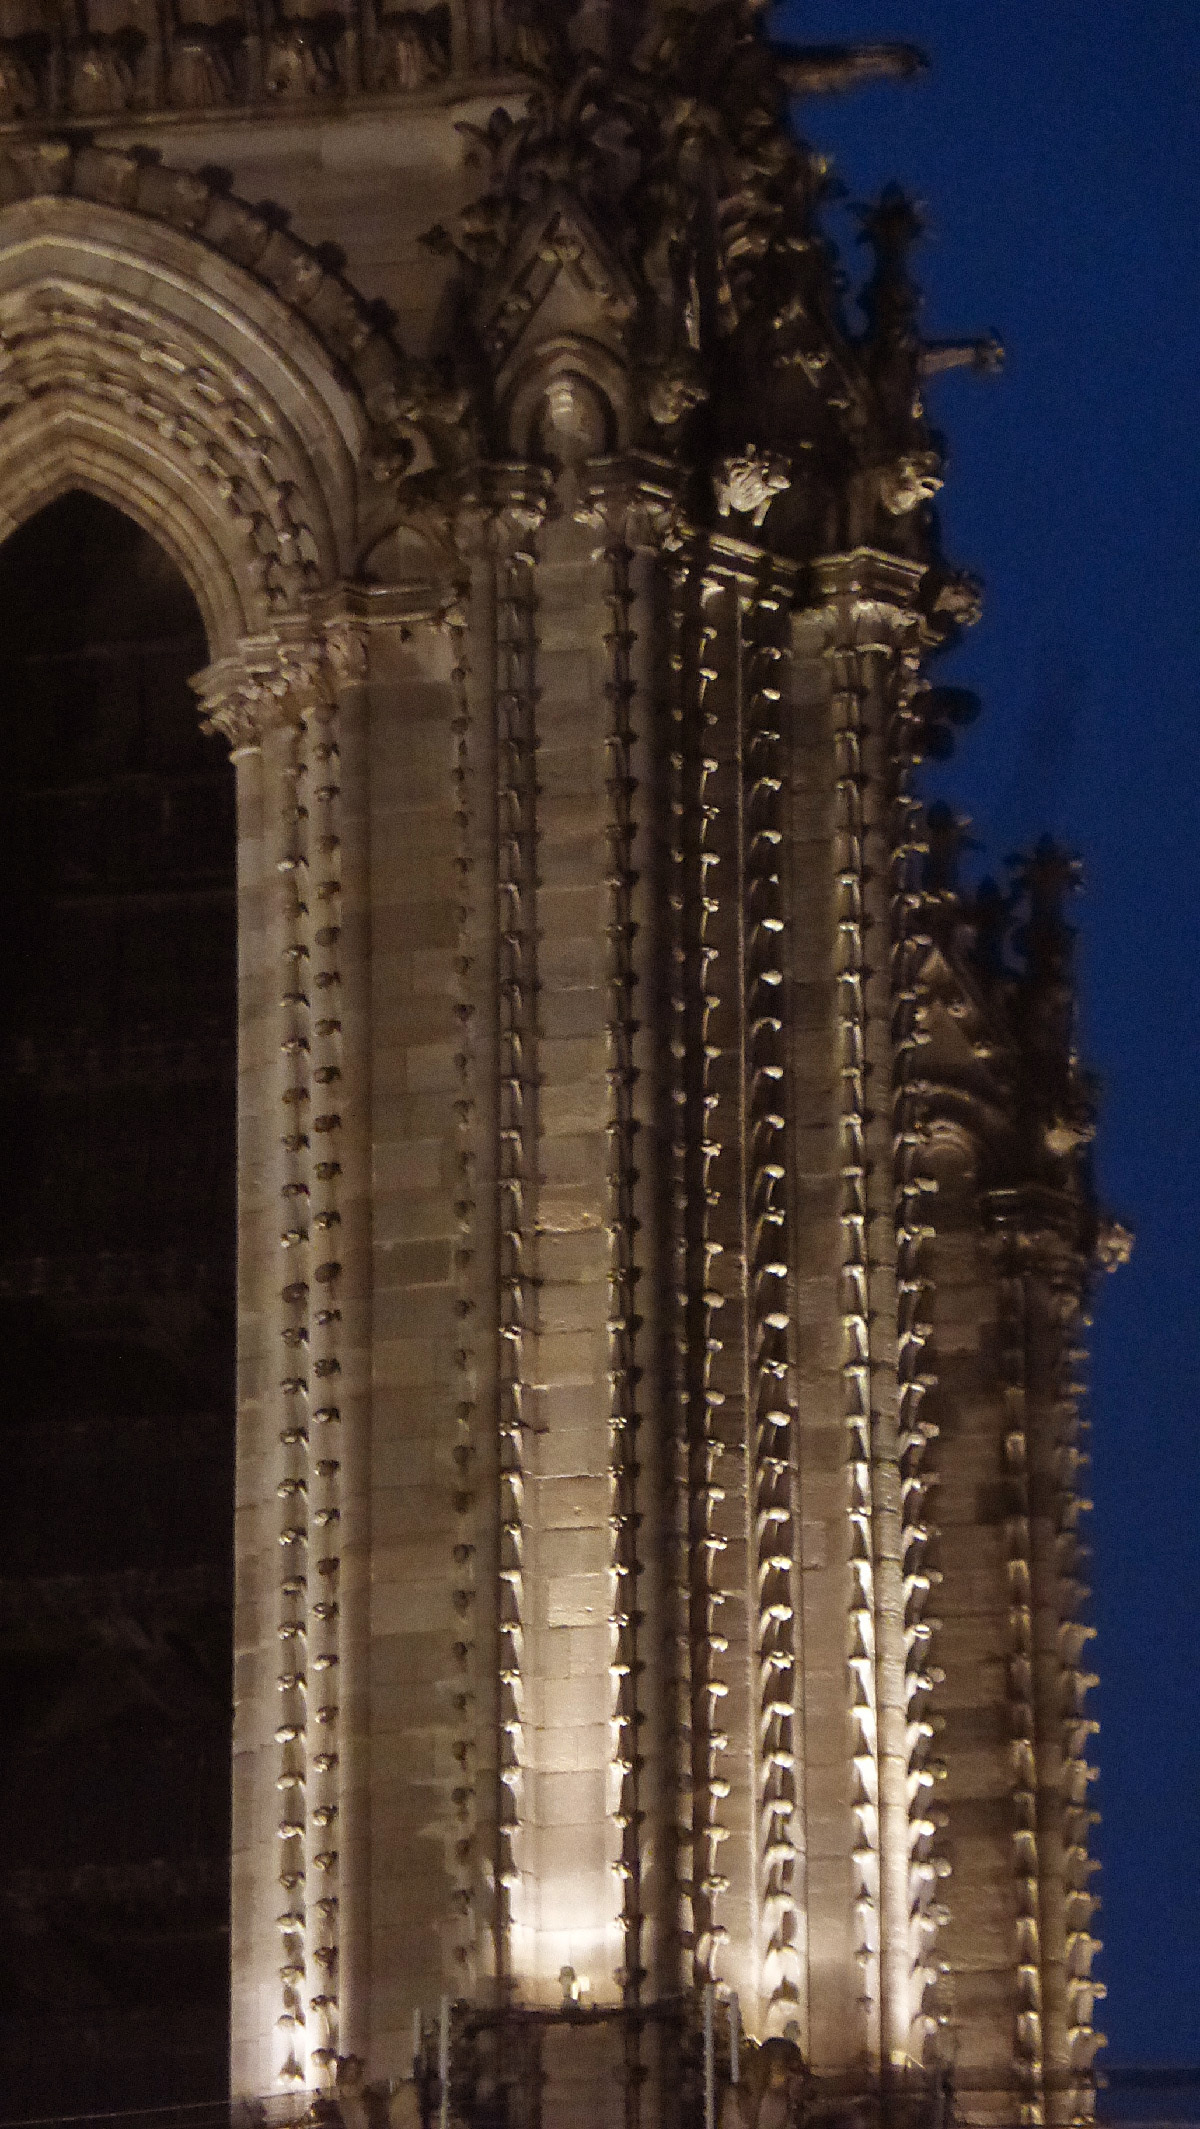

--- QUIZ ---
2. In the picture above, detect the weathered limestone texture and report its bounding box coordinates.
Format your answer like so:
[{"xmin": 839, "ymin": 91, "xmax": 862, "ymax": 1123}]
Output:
[{"xmin": 0, "ymin": 3, "xmax": 1123, "ymax": 2123}]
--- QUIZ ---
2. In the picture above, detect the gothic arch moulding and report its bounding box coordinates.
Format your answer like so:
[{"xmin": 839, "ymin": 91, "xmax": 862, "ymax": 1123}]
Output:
[
  {"xmin": 0, "ymin": 144, "xmax": 416, "ymax": 2096},
  {"xmin": 0, "ymin": 142, "xmax": 412, "ymax": 656}
]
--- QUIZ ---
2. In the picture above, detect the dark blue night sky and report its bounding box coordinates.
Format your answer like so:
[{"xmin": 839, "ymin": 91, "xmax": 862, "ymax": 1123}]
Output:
[{"xmin": 771, "ymin": 0, "xmax": 1200, "ymax": 2070}]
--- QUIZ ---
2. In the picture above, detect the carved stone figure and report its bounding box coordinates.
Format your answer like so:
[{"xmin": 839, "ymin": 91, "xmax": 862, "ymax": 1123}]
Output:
[
  {"xmin": 266, "ymin": 20, "xmax": 334, "ymax": 95},
  {"xmin": 715, "ymin": 446, "xmax": 791, "ymax": 524},
  {"xmin": 375, "ymin": 10, "xmax": 448, "ymax": 91},
  {"xmin": 645, "ymin": 358, "xmax": 708, "ymax": 429},
  {"xmin": 0, "ymin": 42, "xmax": 37, "ymax": 113},
  {"xmin": 168, "ymin": 32, "xmax": 234, "ymax": 105},
  {"xmin": 879, "ymin": 446, "xmax": 945, "ymax": 515},
  {"xmin": 69, "ymin": 38, "xmax": 135, "ymax": 110},
  {"xmin": 726, "ymin": 2037, "xmax": 813, "ymax": 2129}
]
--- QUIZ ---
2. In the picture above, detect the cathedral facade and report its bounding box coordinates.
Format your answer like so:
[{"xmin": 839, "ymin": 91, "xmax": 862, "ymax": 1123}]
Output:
[{"xmin": 0, "ymin": 4, "xmax": 1120, "ymax": 2125}]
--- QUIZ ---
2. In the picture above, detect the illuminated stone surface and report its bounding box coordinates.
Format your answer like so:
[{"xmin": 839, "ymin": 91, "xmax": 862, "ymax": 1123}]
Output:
[{"xmin": 0, "ymin": 6, "xmax": 1112, "ymax": 2123}]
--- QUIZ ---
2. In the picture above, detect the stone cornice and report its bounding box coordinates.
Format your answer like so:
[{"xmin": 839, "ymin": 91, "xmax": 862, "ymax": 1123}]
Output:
[
  {"xmin": 809, "ymin": 545, "xmax": 929, "ymax": 621},
  {"xmin": 984, "ymin": 1183, "xmax": 1096, "ymax": 1274}
]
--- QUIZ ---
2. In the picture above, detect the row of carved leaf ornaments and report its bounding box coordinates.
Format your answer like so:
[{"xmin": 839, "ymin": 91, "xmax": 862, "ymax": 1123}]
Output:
[
  {"xmin": 448, "ymin": 597, "xmax": 481, "ymax": 1992},
  {"xmin": 889, "ymin": 657, "xmax": 952, "ymax": 2061},
  {"xmin": 271, "ymin": 671, "xmax": 349, "ymax": 2087},
  {"xmin": 493, "ymin": 506, "xmax": 541, "ymax": 1983},
  {"xmin": 597, "ymin": 509, "xmax": 646, "ymax": 2023},
  {"xmin": 743, "ymin": 580, "xmax": 803, "ymax": 2028}
]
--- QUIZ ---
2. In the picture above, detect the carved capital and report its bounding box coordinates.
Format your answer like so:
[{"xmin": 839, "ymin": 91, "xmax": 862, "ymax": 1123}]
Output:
[
  {"xmin": 576, "ymin": 453, "xmax": 683, "ymax": 551},
  {"xmin": 481, "ymin": 462, "xmax": 556, "ymax": 558},
  {"xmin": 193, "ymin": 631, "xmax": 333, "ymax": 756},
  {"xmin": 194, "ymin": 681, "xmax": 270, "ymax": 758},
  {"xmin": 325, "ymin": 619, "xmax": 369, "ymax": 690},
  {"xmin": 803, "ymin": 547, "xmax": 928, "ymax": 656}
]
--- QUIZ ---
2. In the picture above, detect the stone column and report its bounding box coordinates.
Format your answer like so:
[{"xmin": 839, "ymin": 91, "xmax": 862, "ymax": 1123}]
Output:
[
  {"xmin": 202, "ymin": 624, "xmax": 373, "ymax": 2099},
  {"xmin": 790, "ymin": 550, "xmax": 930, "ymax": 2071},
  {"xmin": 988, "ymin": 1199, "xmax": 1101, "ymax": 2129},
  {"xmin": 198, "ymin": 641, "xmax": 318, "ymax": 2096},
  {"xmin": 310, "ymin": 618, "xmax": 374, "ymax": 2067},
  {"xmin": 362, "ymin": 584, "xmax": 486, "ymax": 2071},
  {"xmin": 495, "ymin": 467, "xmax": 629, "ymax": 2011}
]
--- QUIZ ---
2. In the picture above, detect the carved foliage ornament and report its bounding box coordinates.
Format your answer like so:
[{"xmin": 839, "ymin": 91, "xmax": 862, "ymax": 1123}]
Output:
[{"xmin": 195, "ymin": 622, "xmax": 368, "ymax": 755}]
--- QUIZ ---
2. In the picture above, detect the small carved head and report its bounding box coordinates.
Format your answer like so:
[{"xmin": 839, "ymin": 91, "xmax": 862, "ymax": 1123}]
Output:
[
  {"xmin": 1044, "ymin": 1114, "xmax": 1096, "ymax": 1159},
  {"xmin": 715, "ymin": 448, "xmax": 791, "ymax": 528},
  {"xmin": 336, "ymin": 2056, "xmax": 368, "ymax": 2096},
  {"xmin": 646, "ymin": 361, "xmax": 708, "ymax": 431},
  {"xmin": 376, "ymin": 13, "xmax": 449, "ymax": 93},
  {"xmin": 879, "ymin": 447, "xmax": 944, "ymax": 516},
  {"xmin": 931, "ymin": 569, "xmax": 984, "ymax": 632}
]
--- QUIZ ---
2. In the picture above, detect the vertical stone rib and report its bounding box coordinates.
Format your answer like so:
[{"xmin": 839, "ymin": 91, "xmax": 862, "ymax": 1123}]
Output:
[
  {"xmin": 743, "ymin": 577, "xmax": 802, "ymax": 2033},
  {"xmin": 1054, "ymin": 1302, "xmax": 1102, "ymax": 2126},
  {"xmin": 602, "ymin": 519, "xmax": 644, "ymax": 1964},
  {"xmin": 229, "ymin": 722, "xmax": 271, "ymax": 2098},
  {"xmin": 664, "ymin": 549, "xmax": 699, "ymax": 1989},
  {"xmin": 890, "ymin": 1114, "xmax": 947, "ymax": 2067},
  {"xmin": 492, "ymin": 496, "xmax": 542, "ymax": 1991},
  {"xmin": 857, "ymin": 634, "xmax": 911, "ymax": 2080},
  {"xmin": 597, "ymin": 501, "xmax": 646, "ymax": 2122},
  {"xmin": 820, "ymin": 556, "xmax": 930, "ymax": 2072},
  {"xmin": 992, "ymin": 1225, "xmax": 1102, "ymax": 2128},
  {"xmin": 827, "ymin": 634, "xmax": 881, "ymax": 2056},
  {"xmin": 619, "ymin": 506, "xmax": 678, "ymax": 2086},
  {"xmin": 212, "ymin": 647, "xmax": 347, "ymax": 2095},
  {"xmin": 995, "ymin": 1256, "xmax": 1046, "ymax": 2126},
  {"xmin": 690, "ymin": 566, "xmax": 737, "ymax": 1989},
  {"xmin": 890, "ymin": 745, "xmax": 950, "ymax": 2071},
  {"xmin": 303, "ymin": 671, "xmax": 347, "ymax": 2085},
  {"xmin": 323, "ymin": 626, "xmax": 372, "ymax": 2066}
]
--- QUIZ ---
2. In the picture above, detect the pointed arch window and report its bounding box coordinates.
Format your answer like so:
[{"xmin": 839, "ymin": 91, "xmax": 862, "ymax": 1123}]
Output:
[{"xmin": 0, "ymin": 491, "xmax": 236, "ymax": 2117}]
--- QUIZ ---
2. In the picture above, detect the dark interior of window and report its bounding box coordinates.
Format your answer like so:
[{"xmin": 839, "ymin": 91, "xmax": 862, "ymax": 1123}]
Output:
[{"xmin": 0, "ymin": 492, "xmax": 236, "ymax": 2118}]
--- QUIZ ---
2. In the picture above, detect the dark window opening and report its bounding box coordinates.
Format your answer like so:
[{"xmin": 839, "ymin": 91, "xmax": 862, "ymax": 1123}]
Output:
[{"xmin": 0, "ymin": 493, "xmax": 236, "ymax": 2118}]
